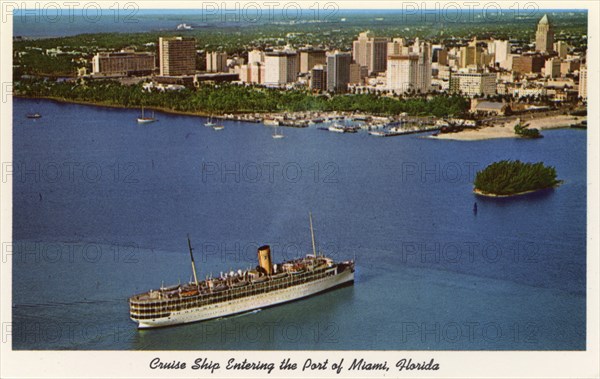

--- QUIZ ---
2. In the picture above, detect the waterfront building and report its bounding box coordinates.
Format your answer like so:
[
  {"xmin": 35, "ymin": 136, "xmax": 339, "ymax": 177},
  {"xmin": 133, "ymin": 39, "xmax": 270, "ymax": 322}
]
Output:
[
  {"xmin": 158, "ymin": 37, "xmax": 196, "ymax": 76},
  {"xmin": 206, "ymin": 52, "xmax": 228, "ymax": 73},
  {"xmin": 449, "ymin": 70, "xmax": 497, "ymax": 96},
  {"xmin": 326, "ymin": 51, "xmax": 351, "ymax": 93},
  {"xmin": 535, "ymin": 14, "xmax": 554, "ymax": 53},
  {"xmin": 470, "ymin": 99, "xmax": 510, "ymax": 116},
  {"xmin": 386, "ymin": 40, "xmax": 431, "ymax": 94},
  {"xmin": 352, "ymin": 31, "xmax": 389, "ymax": 75},
  {"xmin": 264, "ymin": 50, "xmax": 298, "ymax": 86},
  {"xmin": 91, "ymin": 51, "xmax": 155, "ymax": 76},
  {"xmin": 299, "ymin": 47, "xmax": 327, "ymax": 73}
]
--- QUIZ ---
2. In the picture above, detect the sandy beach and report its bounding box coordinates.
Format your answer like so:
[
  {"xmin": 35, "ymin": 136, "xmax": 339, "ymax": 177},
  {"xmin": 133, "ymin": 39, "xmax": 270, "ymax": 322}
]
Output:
[{"xmin": 431, "ymin": 114, "xmax": 586, "ymax": 141}]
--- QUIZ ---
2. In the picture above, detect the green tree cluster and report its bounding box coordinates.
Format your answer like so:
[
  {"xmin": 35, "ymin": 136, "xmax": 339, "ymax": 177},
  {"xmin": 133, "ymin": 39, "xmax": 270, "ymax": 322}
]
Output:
[
  {"xmin": 14, "ymin": 79, "xmax": 469, "ymax": 117},
  {"xmin": 514, "ymin": 122, "xmax": 542, "ymax": 138},
  {"xmin": 474, "ymin": 160, "xmax": 560, "ymax": 196}
]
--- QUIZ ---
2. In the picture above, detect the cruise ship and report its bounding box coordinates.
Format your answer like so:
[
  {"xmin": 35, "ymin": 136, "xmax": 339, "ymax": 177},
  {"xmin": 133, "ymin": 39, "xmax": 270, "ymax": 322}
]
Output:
[{"xmin": 129, "ymin": 214, "xmax": 355, "ymax": 328}]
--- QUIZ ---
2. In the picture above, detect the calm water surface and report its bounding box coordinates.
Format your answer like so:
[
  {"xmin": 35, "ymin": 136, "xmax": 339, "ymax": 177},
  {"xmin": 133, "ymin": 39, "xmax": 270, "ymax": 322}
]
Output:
[{"xmin": 12, "ymin": 98, "xmax": 586, "ymax": 350}]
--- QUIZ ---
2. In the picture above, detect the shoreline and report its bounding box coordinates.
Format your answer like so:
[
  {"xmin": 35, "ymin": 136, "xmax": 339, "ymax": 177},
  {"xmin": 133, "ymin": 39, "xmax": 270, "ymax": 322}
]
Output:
[
  {"xmin": 16, "ymin": 96, "xmax": 586, "ymax": 140},
  {"xmin": 15, "ymin": 95, "xmax": 231, "ymax": 119},
  {"xmin": 473, "ymin": 183, "xmax": 561, "ymax": 198},
  {"xmin": 430, "ymin": 114, "xmax": 586, "ymax": 141}
]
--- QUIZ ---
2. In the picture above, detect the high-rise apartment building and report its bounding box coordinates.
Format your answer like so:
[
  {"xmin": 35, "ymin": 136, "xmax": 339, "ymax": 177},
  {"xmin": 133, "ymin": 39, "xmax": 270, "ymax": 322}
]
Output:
[
  {"xmin": 264, "ymin": 50, "xmax": 298, "ymax": 86},
  {"xmin": 326, "ymin": 51, "xmax": 352, "ymax": 93},
  {"xmin": 158, "ymin": 37, "xmax": 196, "ymax": 76},
  {"xmin": 352, "ymin": 31, "xmax": 389, "ymax": 75},
  {"xmin": 387, "ymin": 40, "xmax": 431, "ymax": 94}
]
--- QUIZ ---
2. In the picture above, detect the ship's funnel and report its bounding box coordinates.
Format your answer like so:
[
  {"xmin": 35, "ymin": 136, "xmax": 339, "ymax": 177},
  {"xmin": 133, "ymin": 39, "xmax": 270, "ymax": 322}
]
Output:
[{"xmin": 257, "ymin": 245, "xmax": 273, "ymax": 275}]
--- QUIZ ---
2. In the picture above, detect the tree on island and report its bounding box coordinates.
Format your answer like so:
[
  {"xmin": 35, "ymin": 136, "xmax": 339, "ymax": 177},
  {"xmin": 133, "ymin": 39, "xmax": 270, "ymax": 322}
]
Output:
[{"xmin": 474, "ymin": 160, "xmax": 561, "ymax": 196}]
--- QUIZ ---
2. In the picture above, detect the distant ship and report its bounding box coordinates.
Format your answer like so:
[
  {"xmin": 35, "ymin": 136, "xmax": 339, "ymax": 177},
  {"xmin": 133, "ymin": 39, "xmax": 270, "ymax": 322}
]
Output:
[
  {"xmin": 137, "ymin": 107, "xmax": 157, "ymax": 124},
  {"xmin": 212, "ymin": 124, "xmax": 225, "ymax": 131},
  {"xmin": 26, "ymin": 113, "xmax": 42, "ymax": 119},
  {"xmin": 176, "ymin": 23, "xmax": 193, "ymax": 30},
  {"xmin": 129, "ymin": 213, "xmax": 355, "ymax": 328}
]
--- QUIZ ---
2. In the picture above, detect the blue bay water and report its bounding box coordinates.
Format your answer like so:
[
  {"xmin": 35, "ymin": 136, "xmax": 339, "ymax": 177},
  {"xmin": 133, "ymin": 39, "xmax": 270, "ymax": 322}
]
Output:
[{"xmin": 12, "ymin": 98, "xmax": 586, "ymax": 350}]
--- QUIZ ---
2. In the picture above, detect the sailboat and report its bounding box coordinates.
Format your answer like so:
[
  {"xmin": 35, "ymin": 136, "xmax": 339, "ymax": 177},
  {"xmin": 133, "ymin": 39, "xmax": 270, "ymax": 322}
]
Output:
[
  {"xmin": 137, "ymin": 106, "xmax": 157, "ymax": 124},
  {"xmin": 272, "ymin": 125, "xmax": 284, "ymax": 139},
  {"xmin": 204, "ymin": 115, "xmax": 216, "ymax": 127}
]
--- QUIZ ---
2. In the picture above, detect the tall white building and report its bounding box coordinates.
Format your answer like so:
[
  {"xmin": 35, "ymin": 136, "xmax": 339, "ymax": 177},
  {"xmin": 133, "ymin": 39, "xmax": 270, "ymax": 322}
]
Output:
[
  {"xmin": 490, "ymin": 40, "xmax": 510, "ymax": 66},
  {"xmin": 386, "ymin": 40, "xmax": 431, "ymax": 94},
  {"xmin": 387, "ymin": 55, "xmax": 418, "ymax": 93},
  {"xmin": 264, "ymin": 50, "xmax": 298, "ymax": 86}
]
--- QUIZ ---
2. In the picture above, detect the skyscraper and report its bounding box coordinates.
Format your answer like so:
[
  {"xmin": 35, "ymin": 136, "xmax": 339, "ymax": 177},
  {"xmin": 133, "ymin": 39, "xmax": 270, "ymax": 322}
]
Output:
[
  {"xmin": 535, "ymin": 14, "xmax": 554, "ymax": 53},
  {"xmin": 491, "ymin": 40, "xmax": 510, "ymax": 66},
  {"xmin": 386, "ymin": 40, "xmax": 431, "ymax": 94},
  {"xmin": 352, "ymin": 31, "xmax": 389, "ymax": 75},
  {"xmin": 326, "ymin": 51, "xmax": 351, "ymax": 93},
  {"xmin": 158, "ymin": 37, "xmax": 196, "ymax": 76},
  {"xmin": 387, "ymin": 54, "xmax": 418, "ymax": 93},
  {"xmin": 264, "ymin": 50, "xmax": 298, "ymax": 86}
]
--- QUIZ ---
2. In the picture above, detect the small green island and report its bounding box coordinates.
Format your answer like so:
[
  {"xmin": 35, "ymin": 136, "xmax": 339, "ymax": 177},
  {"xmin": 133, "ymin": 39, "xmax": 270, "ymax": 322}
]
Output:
[
  {"xmin": 474, "ymin": 160, "xmax": 561, "ymax": 197},
  {"xmin": 514, "ymin": 122, "xmax": 542, "ymax": 139}
]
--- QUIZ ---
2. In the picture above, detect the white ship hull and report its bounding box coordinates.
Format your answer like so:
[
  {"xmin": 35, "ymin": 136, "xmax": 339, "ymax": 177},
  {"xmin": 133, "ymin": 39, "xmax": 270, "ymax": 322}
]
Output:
[{"xmin": 135, "ymin": 268, "xmax": 353, "ymax": 329}]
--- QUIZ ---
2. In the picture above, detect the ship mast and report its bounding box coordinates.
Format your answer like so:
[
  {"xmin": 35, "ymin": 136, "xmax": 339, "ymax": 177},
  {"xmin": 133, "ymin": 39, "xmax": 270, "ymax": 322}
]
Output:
[
  {"xmin": 309, "ymin": 212, "xmax": 317, "ymax": 257},
  {"xmin": 187, "ymin": 234, "xmax": 199, "ymax": 286}
]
